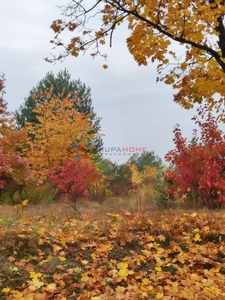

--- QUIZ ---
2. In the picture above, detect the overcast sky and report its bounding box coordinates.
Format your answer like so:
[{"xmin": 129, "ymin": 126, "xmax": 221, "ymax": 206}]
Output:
[{"xmin": 1, "ymin": 0, "xmax": 200, "ymax": 164}]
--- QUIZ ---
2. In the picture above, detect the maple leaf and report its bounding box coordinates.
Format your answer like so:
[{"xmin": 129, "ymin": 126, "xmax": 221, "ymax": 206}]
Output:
[
  {"xmin": 155, "ymin": 292, "xmax": 164, "ymax": 299},
  {"xmin": 37, "ymin": 227, "xmax": 45, "ymax": 235},
  {"xmin": 44, "ymin": 283, "xmax": 57, "ymax": 292},
  {"xmin": 180, "ymin": 290, "xmax": 194, "ymax": 299},
  {"xmin": 2, "ymin": 287, "xmax": 11, "ymax": 293},
  {"xmin": 81, "ymin": 272, "xmax": 93, "ymax": 283},
  {"xmin": 22, "ymin": 199, "xmax": 29, "ymax": 206},
  {"xmin": 59, "ymin": 256, "xmax": 66, "ymax": 262},
  {"xmin": 194, "ymin": 233, "xmax": 202, "ymax": 242},
  {"xmin": 157, "ymin": 234, "xmax": 166, "ymax": 242},
  {"xmin": 29, "ymin": 271, "xmax": 43, "ymax": 280},
  {"xmin": 27, "ymin": 279, "xmax": 44, "ymax": 289},
  {"xmin": 140, "ymin": 278, "xmax": 153, "ymax": 292},
  {"xmin": 118, "ymin": 262, "xmax": 129, "ymax": 281},
  {"xmin": 115, "ymin": 286, "xmax": 126, "ymax": 298},
  {"xmin": 99, "ymin": 243, "xmax": 113, "ymax": 253},
  {"xmin": 8, "ymin": 256, "xmax": 15, "ymax": 262},
  {"xmin": 8, "ymin": 290, "xmax": 23, "ymax": 299}
]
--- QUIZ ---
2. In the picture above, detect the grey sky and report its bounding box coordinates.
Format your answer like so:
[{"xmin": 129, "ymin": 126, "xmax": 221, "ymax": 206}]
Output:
[{"xmin": 1, "ymin": 0, "xmax": 198, "ymax": 164}]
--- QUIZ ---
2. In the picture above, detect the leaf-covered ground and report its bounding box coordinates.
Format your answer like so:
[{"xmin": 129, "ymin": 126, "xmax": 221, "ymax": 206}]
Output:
[{"xmin": 1, "ymin": 210, "xmax": 225, "ymax": 299}]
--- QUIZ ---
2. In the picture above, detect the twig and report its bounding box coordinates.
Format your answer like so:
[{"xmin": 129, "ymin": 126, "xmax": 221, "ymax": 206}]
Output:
[{"xmin": 62, "ymin": 200, "xmax": 83, "ymax": 219}]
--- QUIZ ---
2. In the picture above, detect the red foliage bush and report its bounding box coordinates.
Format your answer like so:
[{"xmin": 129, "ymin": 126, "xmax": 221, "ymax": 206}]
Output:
[
  {"xmin": 165, "ymin": 105, "xmax": 225, "ymax": 207},
  {"xmin": 50, "ymin": 158, "xmax": 102, "ymax": 201}
]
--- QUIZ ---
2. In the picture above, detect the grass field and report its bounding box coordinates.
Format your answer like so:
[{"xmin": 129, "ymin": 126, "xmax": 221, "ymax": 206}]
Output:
[{"xmin": 1, "ymin": 202, "xmax": 225, "ymax": 299}]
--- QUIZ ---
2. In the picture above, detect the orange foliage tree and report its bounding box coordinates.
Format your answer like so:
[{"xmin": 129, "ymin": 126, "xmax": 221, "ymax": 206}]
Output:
[
  {"xmin": 25, "ymin": 87, "xmax": 100, "ymax": 180},
  {"xmin": 48, "ymin": 1, "xmax": 225, "ymax": 118}
]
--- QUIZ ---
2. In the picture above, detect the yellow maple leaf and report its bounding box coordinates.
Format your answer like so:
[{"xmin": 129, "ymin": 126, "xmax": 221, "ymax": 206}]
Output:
[
  {"xmin": 39, "ymin": 259, "xmax": 49, "ymax": 265},
  {"xmin": 27, "ymin": 279, "xmax": 44, "ymax": 289},
  {"xmin": 118, "ymin": 262, "xmax": 129, "ymax": 280},
  {"xmin": 37, "ymin": 227, "xmax": 45, "ymax": 235},
  {"xmin": 194, "ymin": 233, "xmax": 202, "ymax": 242},
  {"xmin": 10, "ymin": 290, "xmax": 23, "ymax": 298},
  {"xmin": 91, "ymin": 253, "xmax": 97, "ymax": 262},
  {"xmin": 142, "ymin": 278, "xmax": 150, "ymax": 285},
  {"xmin": 99, "ymin": 243, "xmax": 112, "ymax": 253},
  {"xmin": 210, "ymin": 267, "xmax": 220, "ymax": 274},
  {"xmin": 59, "ymin": 256, "xmax": 66, "ymax": 261},
  {"xmin": 164, "ymin": 75, "xmax": 175, "ymax": 84},
  {"xmin": 17, "ymin": 234, "xmax": 25, "ymax": 238},
  {"xmin": 2, "ymin": 287, "xmax": 11, "ymax": 293},
  {"xmin": 116, "ymin": 285, "xmax": 126, "ymax": 293},
  {"xmin": 180, "ymin": 290, "xmax": 193, "ymax": 298},
  {"xmin": 30, "ymin": 271, "xmax": 43, "ymax": 280},
  {"xmin": 140, "ymin": 278, "xmax": 153, "ymax": 292},
  {"xmin": 190, "ymin": 273, "xmax": 200, "ymax": 280},
  {"xmin": 155, "ymin": 292, "xmax": 164, "ymax": 299},
  {"xmin": 45, "ymin": 283, "xmax": 56, "ymax": 291},
  {"xmin": 22, "ymin": 199, "xmax": 29, "ymax": 206},
  {"xmin": 81, "ymin": 272, "xmax": 91, "ymax": 282},
  {"xmin": 81, "ymin": 259, "xmax": 89, "ymax": 266}
]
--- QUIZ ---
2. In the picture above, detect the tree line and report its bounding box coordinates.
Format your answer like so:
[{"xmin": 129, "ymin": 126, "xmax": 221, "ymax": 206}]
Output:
[{"xmin": 1, "ymin": 68, "xmax": 225, "ymax": 209}]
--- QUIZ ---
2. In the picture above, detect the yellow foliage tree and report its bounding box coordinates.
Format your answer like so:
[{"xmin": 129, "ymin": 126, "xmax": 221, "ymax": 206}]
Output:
[
  {"xmin": 130, "ymin": 164, "xmax": 142, "ymax": 185},
  {"xmin": 141, "ymin": 165, "xmax": 158, "ymax": 185},
  {"xmin": 48, "ymin": 1, "xmax": 225, "ymax": 119},
  {"xmin": 130, "ymin": 164, "xmax": 157, "ymax": 186},
  {"xmin": 25, "ymin": 87, "xmax": 99, "ymax": 180},
  {"xmin": 129, "ymin": 164, "xmax": 157, "ymax": 209}
]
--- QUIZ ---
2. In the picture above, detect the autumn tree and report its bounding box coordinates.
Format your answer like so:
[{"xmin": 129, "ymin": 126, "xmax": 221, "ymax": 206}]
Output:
[
  {"xmin": 0, "ymin": 73, "xmax": 28, "ymax": 156},
  {"xmin": 87, "ymin": 157, "xmax": 115, "ymax": 203},
  {"xmin": 128, "ymin": 151, "xmax": 163, "ymax": 172},
  {"xmin": 0, "ymin": 73, "xmax": 14, "ymax": 133},
  {"xmin": 0, "ymin": 126, "xmax": 30, "ymax": 197},
  {"xmin": 25, "ymin": 87, "xmax": 100, "ymax": 180},
  {"xmin": 97, "ymin": 157, "xmax": 115, "ymax": 176},
  {"xmin": 128, "ymin": 163, "xmax": 158, "ymax": 209},
  {"xmin": 48, "ymin": 1, "xmax": 225, "ymax": 118},
  {"xmin": 0, "ymin": 74, "xmax": 30, "ymax": 196},
  {"xmin": 16, "ymin": 69, "xmax": 102, "ymax": 153},
  {"xmin": 164, "ymin": 105, "xmax": 225, "ymax": 208},
  {"xmin": 107, "ymin": 163, "xmax": 133, "ymax": 196},
  {"xmin": 50, "ymin": 158, "xmax": 103, "ymax": 205}
]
